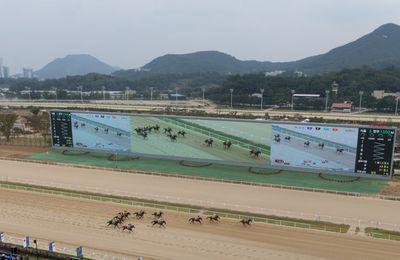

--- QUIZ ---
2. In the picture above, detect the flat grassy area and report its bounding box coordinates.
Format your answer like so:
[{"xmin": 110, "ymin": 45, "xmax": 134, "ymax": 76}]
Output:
[
  {"xmin": 29, "ymin": 150, "xmax": 388, "ymax": 195},
  {"xmin": 0, "ymin": 180, "xmax": 349, "ymax": 233},
  {"xmin": 365, "ymin": 227, "xmax": 400, "ymax": 241}
]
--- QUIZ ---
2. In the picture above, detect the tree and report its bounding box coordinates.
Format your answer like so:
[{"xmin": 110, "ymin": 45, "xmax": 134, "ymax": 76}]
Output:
[
  {"xmin": 0, "ymin": 113, "xmax": 18, "ymax": 142},
  {"xmin": 29, "ymin": 112, "xmax": 51, "ymax": 139}
]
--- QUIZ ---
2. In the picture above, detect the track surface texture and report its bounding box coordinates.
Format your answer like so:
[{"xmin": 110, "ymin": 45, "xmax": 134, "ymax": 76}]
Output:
[
  {"xmin": 0, "ymin": 189, "xmax": 399, "ymax": 260},
  {"xmin": 1, "ymin": 160, "xmax": 399, "ymax": 228}
]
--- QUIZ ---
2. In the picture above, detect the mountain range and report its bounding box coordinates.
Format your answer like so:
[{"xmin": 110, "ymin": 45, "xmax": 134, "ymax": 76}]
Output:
[
  {"xmin": 36, "ymin": 23, "xmax": 400, "ymax": 79},
  {"xmin": 35, "ymin": 54, "xmax": 117, "ymax": 79}
]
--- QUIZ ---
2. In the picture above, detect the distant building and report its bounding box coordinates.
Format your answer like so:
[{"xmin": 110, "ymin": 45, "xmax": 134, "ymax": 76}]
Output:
[
  {"xmin": 331, "ymin": 102, "xmax": 352, "ymax": 113},
  {"xmin": 169, "ymin": 93, "xmax": 186, "ymax": 100},
  {"xmin": 372, "ymin": 90, "xmax": 400, "ymax": 99},
  {"xmin": 265, "ymin": 70, "xmax": 284, "ymax": 76},
  {"xmin": 22, "ymin": 68, "xmax": 34, "ymax": 78},
  {"xmin": 2, "ymin": 66, "xmax": 9, "ymax": 78}
]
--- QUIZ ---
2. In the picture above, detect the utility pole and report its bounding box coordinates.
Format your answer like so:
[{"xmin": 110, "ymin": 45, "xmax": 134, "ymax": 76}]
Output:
[
  {"xmin": 260, "ymin": 88, "xmax": 264, "ymax": 110},
  {"xmin": 77, "ymin": 85, "xmax": 83, "ymax": 103},
  {"xmin": 125, "ymin": 87, "xmax": 130, "ymax": 101},
  {"xmin": 291, "ymin": 90, "xmax": 295, "ymax": 111},
  {"xmin": 202, "ymin": 87, "xmax": 205, "ymax": 106},
  {"xmin": 325, "ymin": 90, "xmax": 330, "ymax": 112},
  {"xmin": 229, "ymin": 88, "xmax": 234, "ymax": 108},
  {"xmin": 359, "ymin": 91, "xmax": 364, "ymax": 112},
  {"xmin": 150, "ymin": 87, "xmax": 153, "ymax": 101},
  {"xmin": 396, "ymin": 97, "xmax": 399, "ymax": 116},
  {"xmin": 52, "ymin": 87, "xmax": 58, "ymax": 102},
  {"xmin": 102, "ymin": 86, "xmax": 106, "ymax": 101}
]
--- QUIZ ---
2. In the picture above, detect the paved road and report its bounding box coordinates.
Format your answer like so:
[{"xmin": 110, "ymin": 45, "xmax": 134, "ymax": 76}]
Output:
[{"xmin": 2, "ymin": 159, "xmax": 400, "ymax": 230}]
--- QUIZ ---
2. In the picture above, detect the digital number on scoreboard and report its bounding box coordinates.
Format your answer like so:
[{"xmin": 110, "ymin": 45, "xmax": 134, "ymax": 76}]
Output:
[{"xmin": 50, "ymin": 111, "xmax": 73, "ymax": 147}]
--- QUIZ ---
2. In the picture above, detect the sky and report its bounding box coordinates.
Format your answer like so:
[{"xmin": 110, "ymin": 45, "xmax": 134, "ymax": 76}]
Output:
[{"xmin": 0, "ymin": 0, "xmax": 400, "ymax": 74}]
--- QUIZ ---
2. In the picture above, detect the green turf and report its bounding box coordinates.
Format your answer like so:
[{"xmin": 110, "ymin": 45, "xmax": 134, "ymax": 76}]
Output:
[{"xmin": 30, "ymin": 150, "xmax": 388, "ymax": 195}]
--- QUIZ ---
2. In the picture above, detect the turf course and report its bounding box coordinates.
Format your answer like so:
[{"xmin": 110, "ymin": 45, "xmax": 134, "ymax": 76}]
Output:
[{"xmin": 30, "ymin": 150, "xmax": 388, "ymax": 195}]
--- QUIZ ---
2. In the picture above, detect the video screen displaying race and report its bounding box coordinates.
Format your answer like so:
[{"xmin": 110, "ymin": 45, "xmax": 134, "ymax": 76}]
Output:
[
  {"xmin": 130, "ymin": 116, "xmax": 271, "ymax": 164},
  {"xmin": 50, "ymin": 111, "xmax": 396, "ymax": 176},
  {"xmin": 270, "ymin": 124, "xmax": 358, "ymax": 173}
]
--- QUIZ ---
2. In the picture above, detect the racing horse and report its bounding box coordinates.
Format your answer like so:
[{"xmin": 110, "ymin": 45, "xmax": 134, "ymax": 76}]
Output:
[
  {"xmin": 177, "ymin": 130, "xmax": 186, "ymax": 137},
  {"xmin": 250, "ymin": 149, "xmax": 261, "ymax": 158},
  {"xmin": 304, "ymin": 141, "xmax": 310, "ymax": 148},
  {"xmin": 206, "ymin": 214, "xmax": 220, "ymax": 223},
  {"xmin": 318, "ymin": 143, "xmax": 325, "ymax": 149},
  {"xmin": 204, "ymin": 138, "xmax": 214, "ymax": 147},
  {"xmin": 133, "ymin": 210, "xmax": 146, "ymax": 219},
  {"xmin": 164, "ymin": 127, "xmax": 172, "ymax": 135},
  {"xmin": 188, "ymin": 216, "xmax": 203, "ymax": 224},
  {"xmin": 284, "ymin": 136, "xmax": 291, "ymax": 142},
  {"xmin": 240, "ymin": 218, "xmax": 253, "ymax": 226},
  {"xmin": 151, "ymin": 219, "xmax": 167, "ymax": 228},
  {"xmin": 122, "ymin": 223, "xmax": 135, "ymax": 232},
  {"xmin": 223, "ymin": 140, "xmax": 232, "ymax": 149},
  {"xmin": 336, "ymin": 148, "xmax": 344, "ymax": 154},
  {"xmin": 152, "ymin": 211, "xmax": 164, "ymax": 219}
]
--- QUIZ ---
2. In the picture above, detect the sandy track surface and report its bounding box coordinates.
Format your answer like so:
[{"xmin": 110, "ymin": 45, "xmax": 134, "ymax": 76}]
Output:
[
  {"xmin": 1, "ymin": 160, "xmax": 400, "ymax": 228},
  {"xmin": 0, "ymin": 189, "xmax": 399, "ymax": 260}
]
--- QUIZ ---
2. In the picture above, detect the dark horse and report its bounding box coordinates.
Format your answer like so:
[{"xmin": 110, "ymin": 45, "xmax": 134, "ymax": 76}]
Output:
[
  {"xmin": 188, "ymin": 216, "xmax": 203, "ymax": 224},
  {"xmin": 336, "ymin": 148, "xmax": 344, "ymax": 154},
  {"xmin": 133, "ymin": 210, "xmax": 146, "ymax": 219},
  {"xmin": 240, "ymin": 218, "xmax": 253, "ymax": 226},
  {"xmin": 204, "ymin": 138, "xmax": 213, "ymax": 147},
  {"xmin": 304, "ymin": 141, "xmax": 310, "ymax": 148},
  {"xmin": 152, "ymin": 211, "xmax": 164, "ymax": 219},
  {"xmin": 122, "ymin": 223, "xmax": 135, "ymax": 232},
  {"xmin": 206, "ymin": 214, "xmax": 220, "ymax": 222},
  {"xmin": 169, "ymin": 134, "xmax": 178, "ymax": 142},
  {"xmin": 250, "ymin": 149, "xmax": 261, "ymax": 158},
  {"xmin": 164, "ymin": 127, "xmax": 172, "ymax": 135},
  {"xmin": 177, "ymin": 130, "xmax": 186, "ymax": 137},
  {"xmin": 223, "ymin": 140, "xmax": 232, "ymax": 149},
  {"xmin": 151, "ymin": 219, "xmax": 167, "ymax": 228},
  {"xmin": 106, "ymin": 218, "xmax": 122, "ymax": 228},
  {"xmin": 318, "ymin": 143, "xmax": 325, "ymax": 149}
]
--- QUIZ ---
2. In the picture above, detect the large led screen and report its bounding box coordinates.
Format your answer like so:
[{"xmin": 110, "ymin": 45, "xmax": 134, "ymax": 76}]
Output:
[
  {"xmin": 50, "ymin": 111, "xmax": 396, "ymax": 177},
  {"xmin": 270, "ymin": 124, "xmax": 358, "ymax": 173}
]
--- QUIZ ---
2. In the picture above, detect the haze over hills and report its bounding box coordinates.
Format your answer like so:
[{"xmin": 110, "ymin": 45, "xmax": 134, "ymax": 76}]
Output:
[
  {"xmin": 35, "ymin": 23, "xmax": 400, "ymax": 79},
  {"xmin": 116, "ymin": 23, "xmax": 400, "ymax": 77},
  {"xmin": 35, "ymin": 54, "xmax": 117, "ymax": 79}
]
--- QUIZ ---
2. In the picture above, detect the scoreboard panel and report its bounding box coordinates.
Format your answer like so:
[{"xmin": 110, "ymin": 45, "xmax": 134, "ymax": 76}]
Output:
[
  {"xmin": 355, "ymin": 128, "xmax": 395, "ymax": 176},
  {"xmin": 50, "ymin": 111, "xmax": 73, "ymax": 147}
]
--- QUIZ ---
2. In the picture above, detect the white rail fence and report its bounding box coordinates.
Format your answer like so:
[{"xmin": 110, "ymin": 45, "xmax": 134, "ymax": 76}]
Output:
[{"xmin": 0, "ymin": 175, "xmax": 399, "ymax": 232}]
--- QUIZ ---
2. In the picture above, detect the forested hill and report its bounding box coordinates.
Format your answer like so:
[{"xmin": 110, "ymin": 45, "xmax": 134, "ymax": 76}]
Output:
[
  {"xmin": 114, "ymin": 23, "xmax": 400, "ymax": 77},
  {"xmin": 208, "ymin": 67, "xmax": 400, "ymax": 110}
]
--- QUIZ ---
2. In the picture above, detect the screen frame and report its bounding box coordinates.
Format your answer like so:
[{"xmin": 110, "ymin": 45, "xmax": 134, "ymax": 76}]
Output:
[{"xmin": 49, "ymin": 109, "xmax": 397, "ymax": 179}]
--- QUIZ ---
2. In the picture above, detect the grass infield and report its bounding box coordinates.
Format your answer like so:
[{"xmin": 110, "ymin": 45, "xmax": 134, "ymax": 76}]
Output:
[{"xmin": 30, "ymin": 150, "xmax": 388, "ymax": 195}]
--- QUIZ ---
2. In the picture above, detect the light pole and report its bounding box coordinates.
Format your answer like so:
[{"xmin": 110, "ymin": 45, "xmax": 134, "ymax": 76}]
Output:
[
  {"xmin": 325, "ymin": 90, "xmax": 330, "ymax": 112},
  {"xmin": 359, "ymin": 91, "xmax": 364, "ymax": 112},
  {"xmin": 291, "ymin": 90, "xmax": 295, "ymax": 111},
  {"xmin": 77, "ymin": 85, "xmax": 83, "ymax": 103},
  {"xmin": 396, "ymin": 97, "xmax": 399, "ymax": 116},
  {"xmin": 125, "ymin": 87, "xmax": 130, "ymax": 101},
  {"xmin": 229, "ymin": 88, "xmax": 234, "ymax": 108},
  {"xmin": 150, "ymin": 87, "xmax": 153, "ymax": 101},
  {"xmin": 25, "ymin": 87, "xmax": 31, "ymax": 101},
  {"xmin": 202, "ymin": 87, "xmax": 205, "ymax": 106},
  {"xmin": 102, "ymin": 86, "xmax": 106, "ymax": 101},
  {"xmin": 52, "ymin": 87, "xmax": 58, "ymax": 102},
  {"xmin": 260, "ymin": 88, "xmax": 264, "ymax": 110}
]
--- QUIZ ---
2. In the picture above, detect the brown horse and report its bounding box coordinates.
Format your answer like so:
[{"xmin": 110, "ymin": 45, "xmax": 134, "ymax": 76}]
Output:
[
  {"xmin": 152, "ymin": 211, "xmax": 164, "ymax": 219},
  {"xmin": 223, "ymin": 140, "xmax": 232, "ymax": 149},
  {"xmin": 188, "ymin": 216, "xmax": 203, "ymax": 224},
  {"xmin": 151, "ymin": 219, "xmax": 167, "ymax": 228},
  {"xmin": 206, "ymin": 214, "xmax": 220, "ymax": 222},
  {"xmin": 240, "ymin": 218, "xmax": 253, "ymax": 226},
  {"xmin": 250, "ymin": 149, "xmax": 261, "ymax": 158},
  {"xmin": 107, "ymin": 218, "xmax": 122, "ymax": 228},
  {"xmin": 122, "ymin": 223, "xmax": 135, "ymax": 232},
  {"xmin": 133, "ymin": 210, "xmax": 146, "ymax": 219}
]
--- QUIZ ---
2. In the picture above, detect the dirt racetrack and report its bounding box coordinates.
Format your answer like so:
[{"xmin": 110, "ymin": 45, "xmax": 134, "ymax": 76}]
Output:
[
  {"xmin": 1, "ymin": 159, "xmax": 400, "ymax": 229},
  {"xmin": 0, "ymin": 189, "xmax": 399, "ymax": 260}
]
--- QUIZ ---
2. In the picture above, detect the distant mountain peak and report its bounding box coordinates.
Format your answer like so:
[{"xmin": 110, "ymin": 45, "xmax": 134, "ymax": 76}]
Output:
[{"xmin": 36, "ymin": 54, "xmax": 117, "ymax": 79}]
